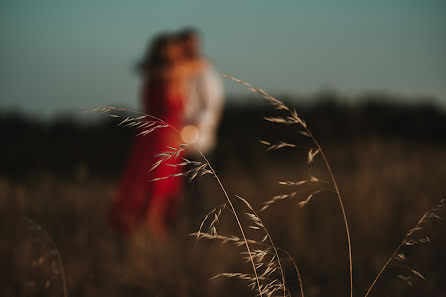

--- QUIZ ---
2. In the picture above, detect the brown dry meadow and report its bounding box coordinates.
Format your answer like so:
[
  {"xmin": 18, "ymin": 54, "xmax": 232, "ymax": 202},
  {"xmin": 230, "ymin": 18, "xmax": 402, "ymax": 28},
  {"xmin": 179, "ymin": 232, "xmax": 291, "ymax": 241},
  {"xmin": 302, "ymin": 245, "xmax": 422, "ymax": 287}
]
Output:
[{"xmin": 1, "ymin": 77, "xmax": 446, "ymax": 297}]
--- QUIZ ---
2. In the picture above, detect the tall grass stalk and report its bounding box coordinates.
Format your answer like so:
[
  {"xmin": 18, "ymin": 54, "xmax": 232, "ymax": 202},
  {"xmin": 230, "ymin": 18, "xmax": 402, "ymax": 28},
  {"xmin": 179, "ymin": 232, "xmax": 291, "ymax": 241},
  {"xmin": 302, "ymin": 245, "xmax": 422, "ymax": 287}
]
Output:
[
  {"xmin": 87, "ymin": 107, "xmax": 265, "ymax": 296},
  {"xmin": 25, "ymin": 217, "xmax": 68, "ymax": 297},
  {"xmin": 220, "ymin": 74, "xmax": 354, "ymax": 297},
  {"xmin": 364, "ymin": 198, "xmax": 444, "ymax": 297}
]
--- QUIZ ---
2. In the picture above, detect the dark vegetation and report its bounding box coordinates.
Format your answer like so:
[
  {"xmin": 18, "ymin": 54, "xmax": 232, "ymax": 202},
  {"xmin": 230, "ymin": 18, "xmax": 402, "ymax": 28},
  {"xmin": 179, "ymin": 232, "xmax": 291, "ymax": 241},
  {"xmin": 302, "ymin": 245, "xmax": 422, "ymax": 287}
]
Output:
[{"xmin": 1, "ymin": 96, "xmax": 445, "ymax": 180}]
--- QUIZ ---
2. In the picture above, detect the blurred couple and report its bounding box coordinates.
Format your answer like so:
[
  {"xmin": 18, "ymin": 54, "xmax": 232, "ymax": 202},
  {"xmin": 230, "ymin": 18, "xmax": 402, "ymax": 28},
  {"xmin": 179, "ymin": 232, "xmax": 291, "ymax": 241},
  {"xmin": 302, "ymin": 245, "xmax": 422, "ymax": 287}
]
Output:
[{"xmin": 109, "ymin": 28, "xmax": 224, "ymax": 237}]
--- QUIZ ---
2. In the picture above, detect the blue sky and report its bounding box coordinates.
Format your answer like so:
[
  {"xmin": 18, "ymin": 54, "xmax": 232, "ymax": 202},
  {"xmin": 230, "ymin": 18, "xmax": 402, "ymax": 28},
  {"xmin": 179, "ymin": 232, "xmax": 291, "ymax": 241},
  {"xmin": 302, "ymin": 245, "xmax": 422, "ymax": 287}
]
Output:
[{"xmin": 1, "ymin": 1, "xmax": 445, "ymax": 115}]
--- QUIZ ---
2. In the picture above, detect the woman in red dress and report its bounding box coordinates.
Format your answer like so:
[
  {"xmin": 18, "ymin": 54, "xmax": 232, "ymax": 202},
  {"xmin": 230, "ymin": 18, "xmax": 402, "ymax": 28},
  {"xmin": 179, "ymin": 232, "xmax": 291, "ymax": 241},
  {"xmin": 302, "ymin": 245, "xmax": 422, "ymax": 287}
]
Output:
[{"xmin": 109, "ymin": 34, "xmax": 201, "ymax": 236}]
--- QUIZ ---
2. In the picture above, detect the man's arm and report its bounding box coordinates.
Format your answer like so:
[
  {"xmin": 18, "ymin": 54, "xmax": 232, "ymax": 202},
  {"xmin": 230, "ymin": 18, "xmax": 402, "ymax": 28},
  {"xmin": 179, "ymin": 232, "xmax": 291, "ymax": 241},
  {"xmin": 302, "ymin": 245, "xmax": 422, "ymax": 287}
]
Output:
[
  {"xmin": 194, "ymin": 64, "xmax": 224, "ymax": 152},
  {"xmin": 197, "ymin": 66, "xmax": 223, "ymax": 132}
]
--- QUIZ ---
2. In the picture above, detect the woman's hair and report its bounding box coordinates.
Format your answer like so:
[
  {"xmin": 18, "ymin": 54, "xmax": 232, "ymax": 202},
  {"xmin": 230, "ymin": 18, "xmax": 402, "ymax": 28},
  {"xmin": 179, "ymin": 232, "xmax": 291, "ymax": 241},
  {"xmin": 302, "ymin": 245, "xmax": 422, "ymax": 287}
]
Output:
[
  {"xmin": 177, "ymin": 27, "xmax": 199, "ymax": 41},
  {"xmin": 137, "ymin": 33, "xmax": 173, "ymax": 76}
]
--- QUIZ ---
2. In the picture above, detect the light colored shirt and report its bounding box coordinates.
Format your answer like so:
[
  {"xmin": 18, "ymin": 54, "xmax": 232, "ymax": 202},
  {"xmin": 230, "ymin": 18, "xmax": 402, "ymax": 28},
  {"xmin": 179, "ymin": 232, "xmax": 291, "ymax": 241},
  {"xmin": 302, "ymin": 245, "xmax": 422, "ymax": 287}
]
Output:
[{"xmin": 184, "ymin": 62, "xmax": 224, "ymax": 154}]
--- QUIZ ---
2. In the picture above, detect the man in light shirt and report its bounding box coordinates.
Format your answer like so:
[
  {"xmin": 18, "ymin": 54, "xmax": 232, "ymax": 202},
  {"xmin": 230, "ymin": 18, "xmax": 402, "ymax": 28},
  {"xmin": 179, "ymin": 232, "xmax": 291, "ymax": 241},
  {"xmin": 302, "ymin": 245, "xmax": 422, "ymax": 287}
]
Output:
[
  {"xmin": 178, "ymin": 28, "xmax": 224, "ymax": 227},
  {"xmin": 179, "ymin": 28, "xmax": 224, "ymax": 155}
]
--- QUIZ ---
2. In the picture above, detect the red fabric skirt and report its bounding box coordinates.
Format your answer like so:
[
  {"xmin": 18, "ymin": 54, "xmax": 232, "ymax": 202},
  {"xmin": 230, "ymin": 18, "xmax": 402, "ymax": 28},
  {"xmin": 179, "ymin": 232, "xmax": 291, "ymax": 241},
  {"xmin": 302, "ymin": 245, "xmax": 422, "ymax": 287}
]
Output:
[{"xmin": 109, "ymin": 86, "xmax": 184, "ymax": 235}]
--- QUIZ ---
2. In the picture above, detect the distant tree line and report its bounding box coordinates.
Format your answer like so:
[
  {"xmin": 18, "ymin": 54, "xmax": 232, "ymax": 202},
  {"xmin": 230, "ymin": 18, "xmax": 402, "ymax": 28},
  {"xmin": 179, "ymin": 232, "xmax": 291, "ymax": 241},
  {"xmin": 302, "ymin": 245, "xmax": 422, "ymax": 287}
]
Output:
[{"xmin": 1, "ymin": 95, "xmax": 445, "ymax": 180}]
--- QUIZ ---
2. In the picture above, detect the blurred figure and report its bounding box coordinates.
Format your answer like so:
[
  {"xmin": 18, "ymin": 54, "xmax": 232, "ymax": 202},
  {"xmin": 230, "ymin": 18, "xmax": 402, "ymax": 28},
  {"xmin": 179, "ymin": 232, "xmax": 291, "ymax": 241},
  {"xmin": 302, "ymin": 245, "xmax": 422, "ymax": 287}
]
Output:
[
  {"xmin": 177, "ymin": 28, "xmax": 224, "ymax": 228},
  {"xmin": 109, "ymin": 33, "xmax": 204, "ymax": 237},
  {"xmin": 179, "ymin": 28, "xmax": 224, "ymax": 154}
]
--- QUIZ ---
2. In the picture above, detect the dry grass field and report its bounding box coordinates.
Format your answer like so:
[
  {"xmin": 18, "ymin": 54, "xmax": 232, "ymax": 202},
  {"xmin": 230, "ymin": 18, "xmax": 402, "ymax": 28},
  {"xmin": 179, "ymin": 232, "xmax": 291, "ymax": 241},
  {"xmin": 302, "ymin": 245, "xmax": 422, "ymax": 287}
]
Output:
[{"xmin": 1, "ymin": 98, "xmax": 445, "ymax": 297}]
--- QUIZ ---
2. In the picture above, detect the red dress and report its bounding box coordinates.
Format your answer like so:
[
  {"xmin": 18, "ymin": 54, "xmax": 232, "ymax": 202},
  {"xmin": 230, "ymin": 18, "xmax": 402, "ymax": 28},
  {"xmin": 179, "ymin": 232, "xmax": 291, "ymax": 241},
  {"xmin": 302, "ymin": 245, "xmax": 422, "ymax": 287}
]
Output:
[{"xmin": 109, "ymin": 81, "xmax": 185, "ymax": 235}]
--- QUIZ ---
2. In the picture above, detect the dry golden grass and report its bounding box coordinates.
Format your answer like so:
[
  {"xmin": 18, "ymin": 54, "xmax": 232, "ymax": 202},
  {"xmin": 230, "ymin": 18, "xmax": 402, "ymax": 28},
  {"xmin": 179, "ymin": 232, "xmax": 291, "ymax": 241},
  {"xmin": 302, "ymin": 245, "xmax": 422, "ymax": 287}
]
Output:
[
  {"xmin": 2, "ymin": 139, "xmax": 446, "ymax": 296},
  {"xmin": 81, "ymin": 75, "xmax": 444, "ymax": 297},
  {"xmin": 2, "ymin": 77, "xmax": 445, "ymax": 297}
]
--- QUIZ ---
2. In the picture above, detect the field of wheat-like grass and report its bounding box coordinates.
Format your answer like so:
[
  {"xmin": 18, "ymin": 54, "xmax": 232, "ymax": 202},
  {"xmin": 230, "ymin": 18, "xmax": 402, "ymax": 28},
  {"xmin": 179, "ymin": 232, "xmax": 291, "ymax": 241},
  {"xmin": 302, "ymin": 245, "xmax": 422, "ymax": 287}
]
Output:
[{"xmin": 1, "ymin": 78, "xmax": 445, "ymax": 297}]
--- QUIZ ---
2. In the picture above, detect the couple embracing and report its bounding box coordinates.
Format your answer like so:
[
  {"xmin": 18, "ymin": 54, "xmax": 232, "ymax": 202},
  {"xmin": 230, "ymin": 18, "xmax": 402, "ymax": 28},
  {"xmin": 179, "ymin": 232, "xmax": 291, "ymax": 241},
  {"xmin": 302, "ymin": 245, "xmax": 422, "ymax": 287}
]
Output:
[{"xmin": 109, "ymin": 28, "xmax": 224, "ymax": 237}]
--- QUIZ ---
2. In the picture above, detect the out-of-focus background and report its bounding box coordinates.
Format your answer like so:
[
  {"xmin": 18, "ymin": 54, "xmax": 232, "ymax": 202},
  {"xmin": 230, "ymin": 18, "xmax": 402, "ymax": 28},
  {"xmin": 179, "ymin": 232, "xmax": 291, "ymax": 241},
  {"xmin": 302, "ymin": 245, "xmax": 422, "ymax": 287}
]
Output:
[{"xmin": 1, "ymin": 1, "xmax": 445, "ymax": 297}]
